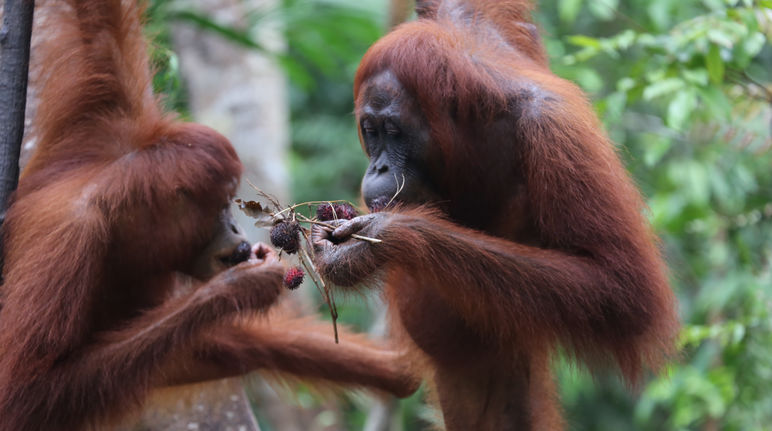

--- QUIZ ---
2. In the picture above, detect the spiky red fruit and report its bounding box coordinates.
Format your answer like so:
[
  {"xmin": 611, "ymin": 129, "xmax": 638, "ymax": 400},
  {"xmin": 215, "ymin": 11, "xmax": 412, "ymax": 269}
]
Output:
[
  {"xmin": 369, "ymin": 197, "xmax": 390, "ymax": 213},
  {"xmin": 334, "ymin": 203, "xmax": 358, "ymax": 220},
  {"xmin": 316, "ymin": 203, "xmax": 358, "ymax": 221},
  {"xmin": 316, "ymin": 204, "xmax": 335, "ymax": 221},
  {"xmin": 270, "ymin": 221, "xmax": 301, "ymax": 254},
  {"xmin": 283, "ymin": 267, "xmax": 304, "ymax": 290}
]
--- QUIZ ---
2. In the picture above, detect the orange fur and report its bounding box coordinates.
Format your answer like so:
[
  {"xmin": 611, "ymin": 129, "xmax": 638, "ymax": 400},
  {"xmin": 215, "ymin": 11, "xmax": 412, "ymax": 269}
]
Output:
[
  {"xmin": 0, "ymin": 2, "xmax": 416, "ymax": 430},
  {"xmin": 323, "ymin": 0, "xmax": 680, "ymax": 429}
]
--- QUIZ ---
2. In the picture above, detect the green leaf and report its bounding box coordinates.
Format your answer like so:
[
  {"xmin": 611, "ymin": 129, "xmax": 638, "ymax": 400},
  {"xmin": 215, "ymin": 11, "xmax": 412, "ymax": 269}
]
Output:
[
  {"xmin": 742, "ymin": 32, "xmax": 766, "ymax": 58},
  {"xmin": 682, "ymin": 69, "xmax": 709, "ymax": 86},
  {"xmin": 670, "ymin": 161, "xmax": 710, "ymax": 207},
  {"xmin": 647, "ymin": 0, "xmax": 671, "ymax": 30},
  {"xmin": 616, "ymin": 77, "xmax": 635, "ymax": 92},
  {"xmin": 169, "ymin": 10, "xmax": 265, "ymax": 51},
  {"xmin": 703, "ymin": 0, "xmax": 724, "ymax": 11},
  {"xmin": 667, "ymin": 89, "xmax": 697, "ymax": 130},
  {"xmin": 643, "ymin": 78, "xmax": 685, "ymax": 100},
  {"xmin": 706, "ymin": 44, "xmax": 725, "ymax": 85},
  {"xmin": 588, "ymin": 0, "xmax": 617, "ymax": 21},
  {"xmin": 602, "ymin": 91, "xmax": 627, "ymax": 125},
  {"xmin": 707, "ymin": 29, "xmax": 734, "ymax": 48},
  {"xmin": 573, "ymin": 68, "xmax": 604, "ymax": 93},
  {"xmin": 698, "ymin": 86, "xmax": 731, "ymax": 118},
  {"xmin": 613, "ymin": 29, "xmax": 637, "ymax": 50},
  {"xmin": 559, "ymin": 0, "xmax": 583, "ymax": 24},
  {"xmin": 566, "ymin": 35, "xmax": 601, "ymax": 49},
  {"xmin": 642, "ymin": 134, "xmax": 672, "ymax": 167}
]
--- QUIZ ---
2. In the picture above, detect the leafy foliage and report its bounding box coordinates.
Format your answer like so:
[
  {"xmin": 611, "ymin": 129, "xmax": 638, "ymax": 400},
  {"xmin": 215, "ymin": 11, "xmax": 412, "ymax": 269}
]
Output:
[{"xmin": 539, "ymin": 1, "xmax": 772, "ymax": 429}]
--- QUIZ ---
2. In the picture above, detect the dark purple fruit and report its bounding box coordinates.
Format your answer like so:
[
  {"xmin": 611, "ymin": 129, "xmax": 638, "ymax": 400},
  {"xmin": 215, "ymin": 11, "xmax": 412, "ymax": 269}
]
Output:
[
  {"xmin": 270, "ymin": 221, "xmax": 301, "ymax": 254},
  {"xmin": 334, "ymin": 203, "xmax": 358, "ymax": 220},
  {"xmin": 316, "ymin": 203, "xmax": 358, "ymax": 221}
]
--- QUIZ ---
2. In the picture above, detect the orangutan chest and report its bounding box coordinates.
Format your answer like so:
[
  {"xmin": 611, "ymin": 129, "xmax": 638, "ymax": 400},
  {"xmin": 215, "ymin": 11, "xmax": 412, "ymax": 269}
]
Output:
[{"xmin": 386, "ymin": 272, "xmax": 492, "ymax": 365}]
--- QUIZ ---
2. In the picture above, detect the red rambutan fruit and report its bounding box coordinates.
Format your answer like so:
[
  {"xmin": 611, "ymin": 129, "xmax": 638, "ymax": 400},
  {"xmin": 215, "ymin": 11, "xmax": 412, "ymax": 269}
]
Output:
[
  {"xmin": 316, "ymin": 203, "xmax": 358, "ymax": 221},
  {"xmin": 333, "ymin": 203, "xmax": 358, "ymax": 220},
  {"xmin": 283, "ymin": 267, "xmax": 304, "ymax": 290},
  {"xmin": 316, "ymin": 204, "xmax": 335, "ymax": 221}
]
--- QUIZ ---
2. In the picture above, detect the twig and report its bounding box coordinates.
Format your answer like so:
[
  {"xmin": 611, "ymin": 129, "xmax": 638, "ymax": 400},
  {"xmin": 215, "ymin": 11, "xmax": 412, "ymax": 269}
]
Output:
[
  {"xmin": 272, "ymin": 199, "xmax": 354, "ymax": 219},
  {"xmin": 295, "ymin": 214, "xmax": 382, "ymax": 244},
  {"xmin": 245, "ymin": 178, "xmax": 283, "ymax": 210},
  {"xmin": 386, "ymin": 173, "xmax": 405, "ymax": 208},
  {"xmin": 298, "ymin": 238, "xmax": 339, "ymax": 343},
  {"xmin": 741, "ymin": 70, "xmax": 772, "ymax": 102},
  {"xmin": 238, "ymin": 185, "xmax": 386, "ymax": 345}
]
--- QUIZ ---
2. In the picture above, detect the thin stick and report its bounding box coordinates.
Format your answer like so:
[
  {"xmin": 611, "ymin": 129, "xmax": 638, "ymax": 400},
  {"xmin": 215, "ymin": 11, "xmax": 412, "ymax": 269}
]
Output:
[
  {"xmin": 237, "ymin": 185, "xmax": 381, "ymax": 345},
  {"xmin": 298, "ymin": 239, "xmax": 339, "ymax": 343},
  {"xmin": 325, "ymin": 201, "xmax": 337, "ymax": 222},
  {"xmin": 245, "ymin": 179, "xmax": 283, "ymax": 210},
  {"xmin": 295, "ymin": 214, "xmax": 383, "ymax": 244},
  {"xmin": 386, "ymin": 173, "xmax": 406, "ymax": 208},
  {"xmin": 272, "ymin": 199, "xmax": 359, "ymax": 219}
]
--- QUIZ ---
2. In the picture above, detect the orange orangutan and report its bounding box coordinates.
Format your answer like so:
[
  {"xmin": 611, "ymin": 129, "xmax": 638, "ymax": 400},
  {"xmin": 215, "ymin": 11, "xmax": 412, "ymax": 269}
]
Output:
[
  {"xmin": 0, "ymin": 2, "xmax": 416, "ymax": 430},
  {"xmin": 312, "ymin": 0, "xmax": 679, "ymax": 429}
]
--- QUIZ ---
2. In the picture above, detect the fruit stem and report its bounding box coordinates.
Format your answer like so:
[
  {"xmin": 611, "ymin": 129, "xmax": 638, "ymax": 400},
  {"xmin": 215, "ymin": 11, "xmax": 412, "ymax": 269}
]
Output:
[{"xmin": 298, "ymin": 243, "xmax": 339, "ymax": 344}]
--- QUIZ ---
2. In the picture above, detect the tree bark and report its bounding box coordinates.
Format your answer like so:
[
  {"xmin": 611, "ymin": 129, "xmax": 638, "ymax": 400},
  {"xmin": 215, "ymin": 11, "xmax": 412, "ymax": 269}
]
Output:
[{"xmin": 0, "ymin": 0, "xmax": 34, "ymax": 280}]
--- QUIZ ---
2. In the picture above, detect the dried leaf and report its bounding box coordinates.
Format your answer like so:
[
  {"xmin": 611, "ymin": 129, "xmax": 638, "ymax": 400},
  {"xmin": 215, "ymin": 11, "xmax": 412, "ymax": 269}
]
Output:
[{"xmin": 235, "ymin": 199, "xmax": 275, "ymax": 227}]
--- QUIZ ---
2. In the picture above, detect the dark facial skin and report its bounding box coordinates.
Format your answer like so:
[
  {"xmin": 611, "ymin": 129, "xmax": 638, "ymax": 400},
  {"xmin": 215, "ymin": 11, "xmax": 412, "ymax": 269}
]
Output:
[
  {"xmin": 188, "ymin": 208, "xmax": 253, "ymax": 281},
  {"xmin": 313, "ymin": 70, "xmax": 444, "ymax": 286},
  {"xmin": 358, "ymin": 70, "xmax": 440, "ymax": 210}
]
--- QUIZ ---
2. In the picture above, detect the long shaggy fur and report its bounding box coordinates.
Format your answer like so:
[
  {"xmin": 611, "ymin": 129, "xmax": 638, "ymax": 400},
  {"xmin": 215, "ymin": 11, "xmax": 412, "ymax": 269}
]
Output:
[
  {"xmin": 327, "ymin": 0, "xmax": 680, "ymax": 429},
  {"xmin": 0, "ymin": 1, "xmax": 417, "ymax": 430}
]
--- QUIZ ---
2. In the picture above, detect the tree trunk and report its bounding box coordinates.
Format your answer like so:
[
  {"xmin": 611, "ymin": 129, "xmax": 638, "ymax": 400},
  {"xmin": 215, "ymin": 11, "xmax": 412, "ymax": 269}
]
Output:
[{"xmin": 0, "ymin": 0, "xmax": 34, "ymax": 279}]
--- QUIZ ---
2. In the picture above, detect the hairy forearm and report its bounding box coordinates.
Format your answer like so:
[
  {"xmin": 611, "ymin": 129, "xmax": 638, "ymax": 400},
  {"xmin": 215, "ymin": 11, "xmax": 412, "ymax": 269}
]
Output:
[
  {"xmin": 243, "ymin": 325, "xmax": 416, "ymax": 396},
  {"xmin": 164, "ymin": 321, "xmax": 418, "ymax": 397},
  {"xmin": 378, "ymin": 211, "xmax": 646, "ymax": 343},
  {"xmin": 97, "ymin": 263, "xmax": 284, "ymax": 370}
]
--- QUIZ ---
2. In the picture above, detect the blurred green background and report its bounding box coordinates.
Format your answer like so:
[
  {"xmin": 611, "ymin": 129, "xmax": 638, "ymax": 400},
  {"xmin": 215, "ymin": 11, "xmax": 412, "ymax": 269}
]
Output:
[{"xmin": 147, "ymin": 0, "xmax": 772, "ymax": 429}]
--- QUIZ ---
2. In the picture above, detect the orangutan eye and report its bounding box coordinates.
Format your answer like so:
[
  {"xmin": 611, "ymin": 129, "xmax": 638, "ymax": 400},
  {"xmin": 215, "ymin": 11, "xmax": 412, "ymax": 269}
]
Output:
[
  {"xmin": 384, "ymin": 119, "xmax": 400, "ymax": 136},
  {"xmin": 362, "ymin": 118, "xmax": 376, "ymax": 136}
]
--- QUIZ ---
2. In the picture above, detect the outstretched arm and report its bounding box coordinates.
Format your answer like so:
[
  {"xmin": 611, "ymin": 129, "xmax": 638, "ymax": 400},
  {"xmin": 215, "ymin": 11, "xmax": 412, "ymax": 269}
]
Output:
[
  {"xmin": 313, "ymin": 207, "xmax": 674, "ymax": 380},
  {"xmin": 158, "ymin": 316, "xmax": 420, "ymax": 398},
  {"xmin": 315, "ymin": 210, "xmax": 612, "ymax": 337}
]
